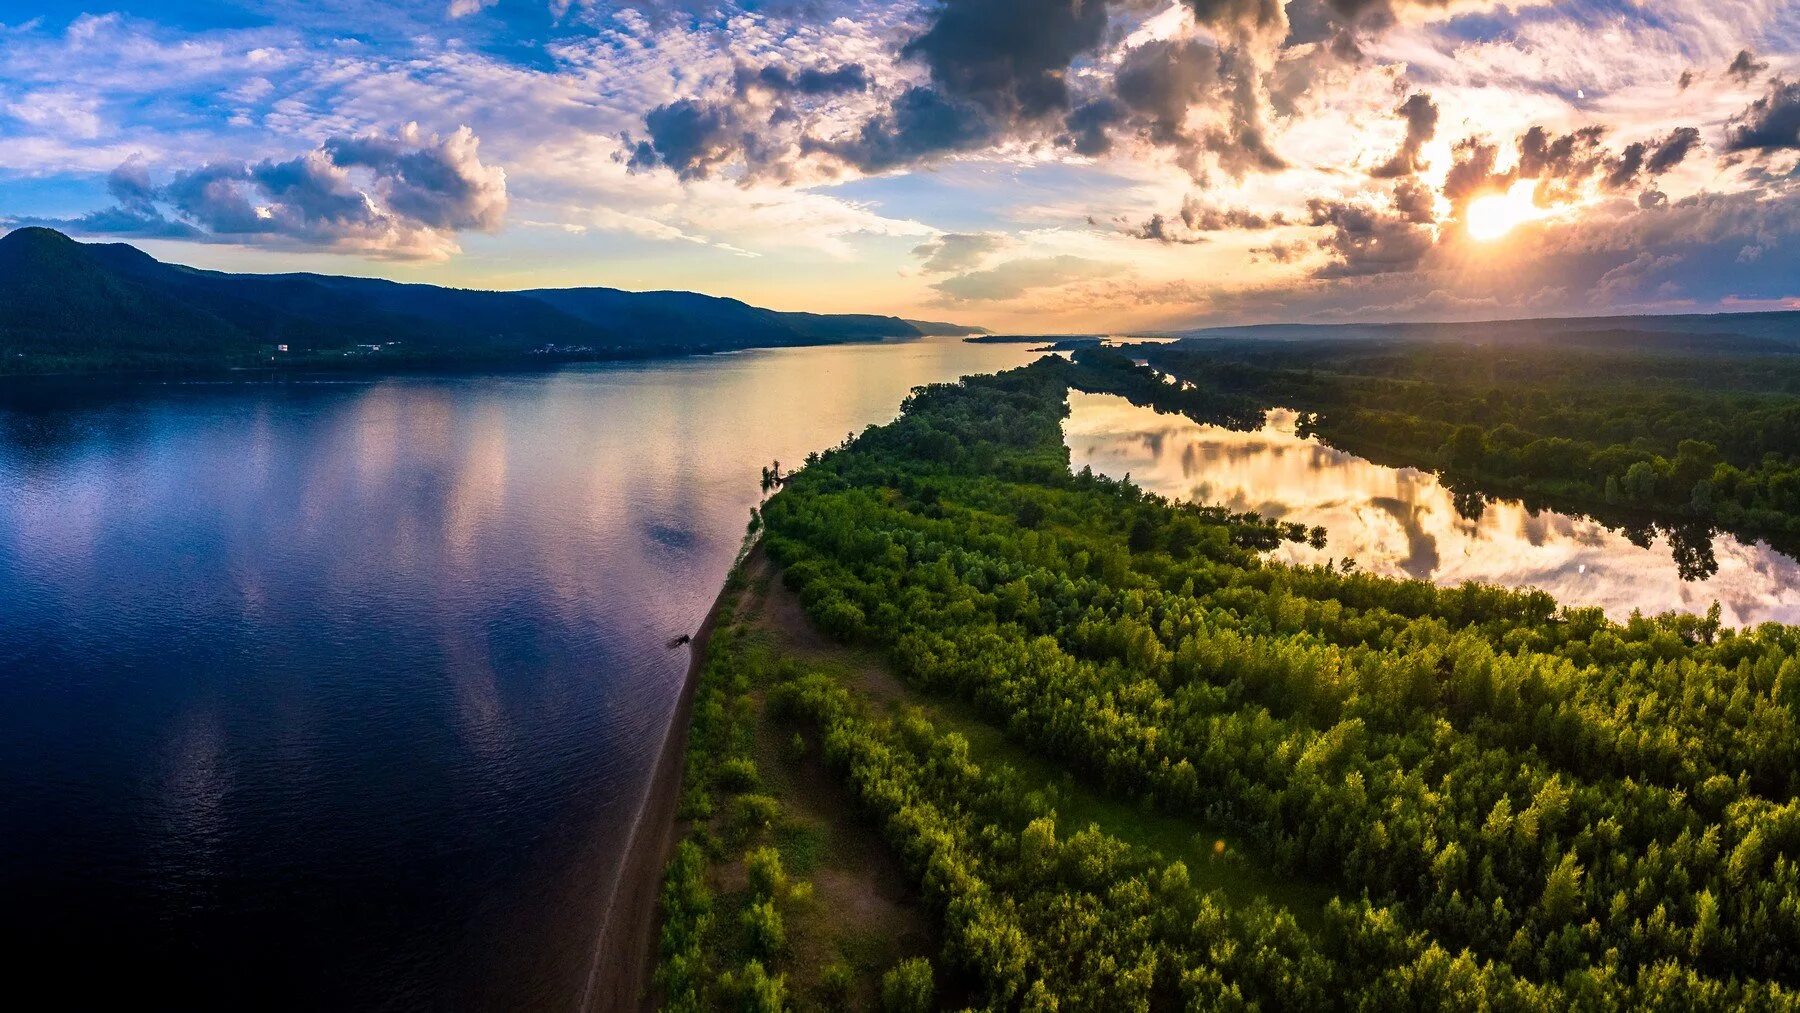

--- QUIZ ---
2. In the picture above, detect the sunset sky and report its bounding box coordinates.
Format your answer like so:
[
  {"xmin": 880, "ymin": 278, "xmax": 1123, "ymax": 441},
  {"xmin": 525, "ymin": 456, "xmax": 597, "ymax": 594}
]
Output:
[{"xmin": 1, "ymin": 0, "xmax": 1797, "ymax": 331}]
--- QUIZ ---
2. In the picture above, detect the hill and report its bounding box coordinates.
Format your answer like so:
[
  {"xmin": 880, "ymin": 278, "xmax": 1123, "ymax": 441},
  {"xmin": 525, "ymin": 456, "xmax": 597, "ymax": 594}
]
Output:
[
  {"xmin": 1164, "ymin": 310, "xmax": 1800, "ymax": 350},
  {"xmin": 0, "ymin": 228, "xmax": 972, "ymax": 373}
]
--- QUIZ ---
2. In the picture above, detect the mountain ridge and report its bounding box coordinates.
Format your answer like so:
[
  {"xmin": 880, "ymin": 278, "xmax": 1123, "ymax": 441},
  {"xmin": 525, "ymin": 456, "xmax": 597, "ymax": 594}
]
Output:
[{"xmin": 0, "ymin": 227, "xmax": 980, "ymax": 373}]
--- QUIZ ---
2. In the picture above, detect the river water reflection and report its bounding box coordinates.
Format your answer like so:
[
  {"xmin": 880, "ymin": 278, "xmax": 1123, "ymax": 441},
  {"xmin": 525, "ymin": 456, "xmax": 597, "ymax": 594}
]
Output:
[
  {"xmin": 0, "ymin": 337, "xmax": 1041, "ymax": 1007},
  {"xmin": 1065, "ymin": 391, "xmax": 1800, "ymax": 626}
]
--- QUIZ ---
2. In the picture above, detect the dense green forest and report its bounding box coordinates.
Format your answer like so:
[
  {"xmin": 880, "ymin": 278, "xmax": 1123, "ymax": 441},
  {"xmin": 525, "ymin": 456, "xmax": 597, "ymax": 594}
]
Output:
[
  {"xmin": 1137, "ymin": 339, "xmax": 1800, "ymax": 553},
  {"xmin": 657, "ymin": 355, "xmax": 1800, "ymax": 1010}
]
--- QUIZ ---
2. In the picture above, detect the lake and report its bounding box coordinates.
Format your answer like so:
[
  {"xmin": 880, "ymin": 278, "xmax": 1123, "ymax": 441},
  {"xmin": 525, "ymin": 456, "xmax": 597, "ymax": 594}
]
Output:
[
  {"xmin": 1065, "ymin": 391, "xmax": 1800, "ymax": 626},
  {"xmin": 0, "ymin": 337, "xmax": 1040, "ymax": 1008}
]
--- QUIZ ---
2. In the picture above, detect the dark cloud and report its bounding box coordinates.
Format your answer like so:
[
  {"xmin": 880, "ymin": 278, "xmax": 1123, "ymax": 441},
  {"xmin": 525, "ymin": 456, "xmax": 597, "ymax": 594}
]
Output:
[
  {"xmin": 634, "ymin": 99, "xmax": 745, "ymax": 180},
  {"xmin": 1518, "ymin": 125, "xmax": 1607, "ymax": 182},
  {"xmin": 1442, "ymin": 137, "xmax": 1510, "ymax": 208},
  {"xmin": 1130, "ymin": 212, "xmax": 1209, "ymax": 244},
  {"xmin": 913, "ymin": 232, "xmax": 1006, "ymax": 273},
  {"xmin": 1724, "ymin": 78, "xmax": 1800, "ymax": 152},
  {"xmin": 322, "ymin": 128, "xmax": 507, "ymax": 231},
  {"xmin": 810, "ymin": 86, "xmax": 993, "ymax": 172},
  {"xmin": 1181, "ymin": 0, "xmax": 1286, "ymax": 39},
  {"xmin": 1442, "ymin": 123, "xmax": 1701, "ymax": 212},
  {"xmin": 40, "ymin": 125, "xmax": 505, "ymax": 259},
  {"xmin": 1214, "ymin": 48, "xmax": 1287, "ymax": 175},
  {"xmin": 1646, "ymin": 127, "xmax": 1702, "ymax": 174},
  {"xmin": 1600, "ymin": 128, "xmax": 1702, "ymax": 191},
  {"xmin": 1392, "ymin": 177, "xmax": 1436, "ymax": 224},
  {"xmin": 1061, "ymin": 99, "xmax": 1122, "ymax": 156},
  {"xmin": 1370, "ymin": 92, "xmax": 1438, "ymax": 178},
  {"xmin": 736, "ymin": 63, "xmax": 870, "ymax": 98},
  {"xmin": 903, "ymin": 0, "xmax": 1109, "ymax": 123},
  {"xmin": 1123, "ymin": 196, "xmax": 1287, "ymax": 244},
  {"xmin": 1727, "ymin": 49, "xmax": 1770, "ymax": 84},
  {"xmin": 1678, "ymin": 69, "xmax": 1696, "ymax": 91},
  {"xmin": 819, "ymin": 0, "xmax": 1118, "ymax": 173},
  {"xmin": 1307, "ymin": 186, "xmax": 1437, "ymax": 277},
  {"xmin": 1604, "ymin": 140, "xmax": 1647, "ymax": 190},
  {"xmin": 1113, "ymin": 38, "xmax": 1221, "ymax": 148},
  {"xmin": 1068, "ymin": 35, "xmax": 1284, "ymax": 177},
  {"xmin": 1181, "ymin": 198, "xmax": 1286, "ymax": 231}
]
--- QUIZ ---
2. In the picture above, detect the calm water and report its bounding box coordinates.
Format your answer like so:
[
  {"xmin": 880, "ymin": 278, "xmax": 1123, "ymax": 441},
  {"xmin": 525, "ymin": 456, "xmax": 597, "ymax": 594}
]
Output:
[
  {"xmin": 1066, "ymin": 392, "xmax": 1800, "ymax": 626},
  {"xmin": 0, "ymin": 337, "xmax": 1039, "ymax": 1008}
]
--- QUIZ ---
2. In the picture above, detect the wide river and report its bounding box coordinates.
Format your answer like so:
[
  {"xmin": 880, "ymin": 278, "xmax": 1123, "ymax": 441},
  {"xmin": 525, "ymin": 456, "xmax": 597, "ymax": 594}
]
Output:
[{"xmin": 0, "ymin": 337, "xmax": 1040, "ymax": 1007}]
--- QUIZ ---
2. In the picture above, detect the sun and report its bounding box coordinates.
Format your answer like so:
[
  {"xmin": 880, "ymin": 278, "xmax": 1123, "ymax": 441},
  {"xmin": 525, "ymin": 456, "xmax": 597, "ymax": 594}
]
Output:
[{"xmin": 1464, "ymin": 180, "xmax": 1544, "ymax": 241}]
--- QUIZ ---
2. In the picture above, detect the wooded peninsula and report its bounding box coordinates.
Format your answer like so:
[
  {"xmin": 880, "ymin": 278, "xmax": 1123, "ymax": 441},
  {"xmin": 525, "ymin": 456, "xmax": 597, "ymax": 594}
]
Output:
[{"xmin": 647, "ymin": 348, "xmax": 1800, "ymax": 1010}]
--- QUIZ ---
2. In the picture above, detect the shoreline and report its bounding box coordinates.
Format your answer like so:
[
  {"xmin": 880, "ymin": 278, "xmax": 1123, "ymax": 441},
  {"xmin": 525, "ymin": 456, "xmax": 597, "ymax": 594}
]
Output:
[{"xmin": 579, "ymin": 548, "xmax": 743, "ymax": 1012}]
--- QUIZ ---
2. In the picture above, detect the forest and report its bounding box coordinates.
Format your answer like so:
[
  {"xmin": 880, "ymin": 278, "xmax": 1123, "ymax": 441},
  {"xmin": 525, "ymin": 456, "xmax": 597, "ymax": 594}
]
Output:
[
  {"xmin": 1136, "ymin": 338, "xmax": 1800, "ymax": 553},
  {"xmin": 653, "ymin": 354, "xmax": 1800, "ymax": 1010}
]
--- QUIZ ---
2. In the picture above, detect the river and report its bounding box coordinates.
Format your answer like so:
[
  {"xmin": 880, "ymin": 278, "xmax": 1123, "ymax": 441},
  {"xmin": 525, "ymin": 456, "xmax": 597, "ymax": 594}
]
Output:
[
  {"xmin": 0, "ymin": 337, "xmax": 1040, "ymax": 1008},
  {"xmin": 1065, "ymin": 391, "xmax": 1800, "ymax": 626}
]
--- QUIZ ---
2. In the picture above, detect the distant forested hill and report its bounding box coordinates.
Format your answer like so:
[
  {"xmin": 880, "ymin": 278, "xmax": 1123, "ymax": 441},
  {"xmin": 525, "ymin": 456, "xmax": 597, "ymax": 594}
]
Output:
[
  {"xmin": 1166, "ymin": 310, "xmax": 1800, "ymax": 349},
  {"xmin": 0, "ymin": 228, "xmax": 968, "ymax": 373}
]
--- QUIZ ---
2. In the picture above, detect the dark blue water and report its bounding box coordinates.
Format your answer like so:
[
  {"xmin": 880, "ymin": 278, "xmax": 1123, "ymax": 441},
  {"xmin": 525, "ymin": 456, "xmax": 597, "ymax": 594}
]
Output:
[{"xmin": 0, "ymin": 339, "xmax": 1038, "ymax": 1008}]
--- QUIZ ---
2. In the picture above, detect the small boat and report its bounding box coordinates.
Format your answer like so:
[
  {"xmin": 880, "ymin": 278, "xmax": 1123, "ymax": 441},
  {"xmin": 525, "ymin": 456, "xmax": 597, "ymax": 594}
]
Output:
[{"xmin": 666, "ymin": 633, "xmax": 693, "ymax": 648}]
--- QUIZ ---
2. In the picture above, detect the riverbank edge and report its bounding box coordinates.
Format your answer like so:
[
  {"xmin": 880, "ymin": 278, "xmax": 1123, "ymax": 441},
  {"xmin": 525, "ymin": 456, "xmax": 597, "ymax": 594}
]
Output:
[{"xmin": 584, "ymin": 546, "xmax": 746, "ymax": 1012}]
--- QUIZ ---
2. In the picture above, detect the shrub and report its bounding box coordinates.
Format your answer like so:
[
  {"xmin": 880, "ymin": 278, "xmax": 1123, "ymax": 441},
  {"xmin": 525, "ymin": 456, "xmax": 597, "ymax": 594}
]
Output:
[
  {"xmin": 818, "ymin": 962, "xmax": 856, "ymax": 1010},
  {"xmin": 717, "ymin": 757, "xmax": 761, "ymax": 793},
  {"xmin": 740, "ymin": 898, "xmax": 786, "ymax": 958},
  {"xmin": 746, "ymin": 846, "xmax": 787, "ymax": 899},
  {"xmin": 880, "ymin": 957, "xmax": 933, "ymax": 1013},
  {"xmin": 733, "ymin": 793, "xmax": 780, "ymax": 834}
]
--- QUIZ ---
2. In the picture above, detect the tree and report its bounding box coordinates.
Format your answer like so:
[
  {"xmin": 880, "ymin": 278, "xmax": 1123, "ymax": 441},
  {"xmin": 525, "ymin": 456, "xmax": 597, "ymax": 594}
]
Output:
[{"xmin": 880, "ymin": 957, "xmax": 934, "ymax": 1013}]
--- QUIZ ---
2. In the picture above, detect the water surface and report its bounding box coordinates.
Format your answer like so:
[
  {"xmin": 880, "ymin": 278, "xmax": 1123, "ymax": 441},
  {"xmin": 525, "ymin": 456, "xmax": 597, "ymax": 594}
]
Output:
[
  {"xmin": 1066, "ymin": 392, "xmax": 1800, "ymax": 625},
  {"xmin": 0, "ymin": 337, "xmax": 1038, "ymax": 1007}
]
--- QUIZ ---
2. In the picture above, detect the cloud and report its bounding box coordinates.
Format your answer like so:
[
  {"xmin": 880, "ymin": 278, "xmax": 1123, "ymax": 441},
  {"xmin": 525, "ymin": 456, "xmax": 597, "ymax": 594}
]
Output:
[
  {"xmin": 1111, "ymin": 37, "xmax": 1223, "ymax": 151},
  {"xmin": 1122, "ymin": 195, "xmax": 1287, "ymax": 244},
  {"xmin": 1646, "ymin": 127, "xmax": 1702, "ymax": 174},
  {"xmin": 913, "ymin": 232, "xmax": 1008, "ymax": 273},
  {"xmin": 1130, "ymin": 212, "xmax": 1210, "ymax": 244},
  {"xmin": 1181, "ymin": 199, "xmax": 1287, "ymax": 230},
  {"xmin": 930, "ymin": 254, "xmax": 1120, "ymax": 301},
  {"xmin": 1065, "ymin": 31, "xmax": 1286, "ymax": 179},
  {"xmin": 809, "ymin": 86, "xmax": 994, "ymax": 172},
  {"xmin": 1440, "ymin": 120, "xmax": 1704, "ymax": 215},
  {"xmin": 1726, "ymin": 49, "xmax": 1770, "ymax": 84},
  {"xmin": 1724, "ymin": 78, "xmax": 1800, "ymax": 152},
  {"xmin": 1307, "ymin": 183, "xmax": 1437, "ymax": 277},
  {"xmin": 630, "ymin": 99, "xmax": 745, "ymax": 180},
  {"xmin": 1370, "ymin": 92, "xmax": 1437, "ymax": 178},
  {"xmin": 39, "ymin": 124, "xmax": 506, "ymax": 259},
  {"xmin": 905, "ymin": 0, "xmax": 1109, "ymax": 123},
  {"xmin": 735, "ymin": 62, "xmax": 870, "ymax": 98}
]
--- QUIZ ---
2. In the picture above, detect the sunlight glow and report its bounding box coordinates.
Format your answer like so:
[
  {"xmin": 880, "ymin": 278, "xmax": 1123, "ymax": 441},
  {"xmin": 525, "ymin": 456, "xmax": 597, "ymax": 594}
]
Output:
[{"xmin": 1464, "ymin": 180, "xmax": 1547, "ymax": 242}]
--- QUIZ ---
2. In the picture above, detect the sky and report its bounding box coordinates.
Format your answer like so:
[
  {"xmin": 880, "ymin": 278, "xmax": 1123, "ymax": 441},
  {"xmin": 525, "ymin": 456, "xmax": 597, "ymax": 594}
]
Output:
[{"xmin": 0, "ymin": 0, "xmax": 1797, "ymax": 332}]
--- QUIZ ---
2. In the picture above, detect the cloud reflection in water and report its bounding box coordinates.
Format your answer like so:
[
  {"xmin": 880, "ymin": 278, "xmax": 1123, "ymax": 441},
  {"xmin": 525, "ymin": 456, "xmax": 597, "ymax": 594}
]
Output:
[{"xmin": 1066, "ymin": 392, "xmax": 1800, "ymax": 626}]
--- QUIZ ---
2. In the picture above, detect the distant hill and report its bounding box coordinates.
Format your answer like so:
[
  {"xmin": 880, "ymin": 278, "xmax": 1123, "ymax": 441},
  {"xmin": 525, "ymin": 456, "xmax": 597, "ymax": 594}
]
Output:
[
  {"xmin": 0, "ymin": 228, "xmax": 978, "ymax": 373},
  {"xmin": 1160, "ymin": 310, "xmax": 1800, "ymax": 350}
]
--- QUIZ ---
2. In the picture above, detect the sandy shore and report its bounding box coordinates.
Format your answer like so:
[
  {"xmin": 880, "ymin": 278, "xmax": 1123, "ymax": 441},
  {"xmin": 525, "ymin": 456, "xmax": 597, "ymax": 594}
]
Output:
[{"xmin": 580, "ymin": 554, "xmax": 739, "ymax": 1012}]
